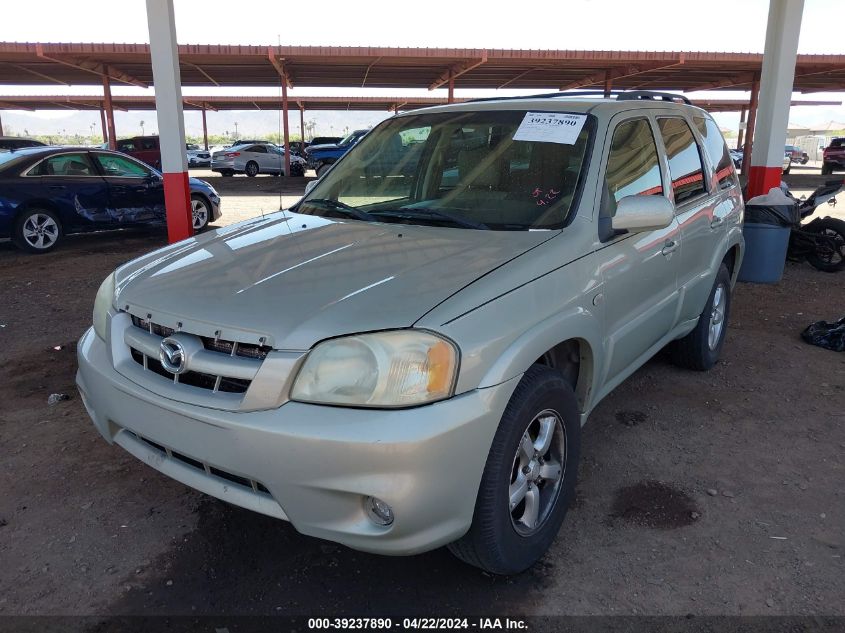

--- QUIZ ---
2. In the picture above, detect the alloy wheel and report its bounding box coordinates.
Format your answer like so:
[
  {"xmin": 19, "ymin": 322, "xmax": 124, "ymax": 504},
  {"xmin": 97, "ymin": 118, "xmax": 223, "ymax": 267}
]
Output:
[
  {"xmin": 22, "ymin": 213, "xmax": 59, "ymax": 250},
  {"xmin": 509, "ymin": 409, "xmax": 567, "ymax": 536},
  {"xmin": 708, "ymin": 284, "xmax": 726, "ymax": 350}
]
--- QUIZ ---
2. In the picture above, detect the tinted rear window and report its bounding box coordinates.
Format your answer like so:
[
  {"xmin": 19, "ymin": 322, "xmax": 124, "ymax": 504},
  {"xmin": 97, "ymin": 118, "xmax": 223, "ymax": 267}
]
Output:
[{"xmin": 831, "ymin": 139, "xmax": 844, "ymax": 148}]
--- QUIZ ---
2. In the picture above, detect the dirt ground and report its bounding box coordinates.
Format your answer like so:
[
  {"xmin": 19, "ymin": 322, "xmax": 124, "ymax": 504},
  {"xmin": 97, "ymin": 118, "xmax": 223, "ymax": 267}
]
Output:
[{"xmin": 0, "ymin": 169, "xmax": 843, "ymax": 620}]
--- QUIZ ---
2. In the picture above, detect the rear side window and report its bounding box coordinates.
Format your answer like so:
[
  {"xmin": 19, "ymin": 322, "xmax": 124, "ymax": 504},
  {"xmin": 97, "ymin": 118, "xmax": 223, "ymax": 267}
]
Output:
[
  {"xmin": 831, "ymin": 139, "xmax": 844, "ymax": 149},
  {"xmin": 606, "ymin": 118, "xmax": 663, "ymax": 203},
  {"xmin": 141, "ymin": 138, "xmax": 158, "ymax": 150},
  {"xmin": 29, "ymin": 153, "xmax": 97, "ymax": 176},
  {"xmin": 694, "ymin": 114, "xmax": 735, "ymax": 190},
  {"xmin": 93, "ymin": 153, "xmax": 152, "ymax": 177},
  {"xmin": 657, "ymin": 118, "xmax": 707, "ymax": 204},
  {"xmin": 117, "ymin": 141, "xmax": 136, "ymax": 152},
  {"xmin": 247, "ymin": 145, "xmax": 267, "ymax": 153}
]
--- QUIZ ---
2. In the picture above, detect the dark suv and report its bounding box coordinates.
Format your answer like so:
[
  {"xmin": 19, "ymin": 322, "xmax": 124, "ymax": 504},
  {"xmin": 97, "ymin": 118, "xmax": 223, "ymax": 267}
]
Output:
[
  {"xmin": 822, "ymin": 138, "xmax": 845, "ymax": 175},
  {"xmin": 0, "ymin": 137, "xmax": 46, "ymax": 151},
  {"xmin": 785, "ymin": 145, "xmax": 809, "ymax": 165}
]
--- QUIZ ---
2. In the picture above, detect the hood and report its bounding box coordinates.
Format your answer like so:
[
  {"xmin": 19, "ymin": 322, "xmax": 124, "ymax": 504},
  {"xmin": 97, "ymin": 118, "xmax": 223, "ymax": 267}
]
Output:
[
  {"xmin": 306, "ymin": 142, "xmax": 345, "ymax": 153},
  {"xmin": 115, "ymin": 212, "xmax": 551, "ymax": 350}
]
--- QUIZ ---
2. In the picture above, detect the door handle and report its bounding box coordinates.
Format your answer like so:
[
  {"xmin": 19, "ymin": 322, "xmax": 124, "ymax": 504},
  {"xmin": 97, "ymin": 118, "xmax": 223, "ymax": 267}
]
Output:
[
  {"xmin": 661, "ymin": 240, "xmax": 678, "ymax": 256},
  {"xmin": 710, "ymin": 216, "xmax": 725, "ymax": 229}
]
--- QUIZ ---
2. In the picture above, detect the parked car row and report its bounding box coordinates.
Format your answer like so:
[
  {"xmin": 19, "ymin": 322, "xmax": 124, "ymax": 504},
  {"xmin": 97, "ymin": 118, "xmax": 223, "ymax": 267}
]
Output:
[
  {"xmin": 303, "ymin": 129, "xmax": 370, "ymax": 176},
  {"xmin": 0, "ymin": 146, "xmax": 221, "ymax": 253}
]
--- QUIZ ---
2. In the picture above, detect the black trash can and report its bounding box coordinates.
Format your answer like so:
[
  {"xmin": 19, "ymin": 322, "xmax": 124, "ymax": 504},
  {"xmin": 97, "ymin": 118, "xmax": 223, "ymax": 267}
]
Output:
[{"xmin": 737, "ymin": 199, "xmax": 797, "ymax": 283}]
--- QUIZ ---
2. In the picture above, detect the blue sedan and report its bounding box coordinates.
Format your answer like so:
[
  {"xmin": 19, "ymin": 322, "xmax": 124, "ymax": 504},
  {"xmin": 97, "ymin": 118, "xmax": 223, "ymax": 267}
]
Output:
[{"xmin": 0, "ymin": 146, "xmax": 221, "ymax": 253}]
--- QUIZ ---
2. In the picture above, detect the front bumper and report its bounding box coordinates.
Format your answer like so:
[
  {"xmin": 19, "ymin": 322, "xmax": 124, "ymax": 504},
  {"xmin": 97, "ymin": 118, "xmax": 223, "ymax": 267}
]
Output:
[{"xmin": 76, "ymin": 327, "xmax": 518, "ymax": 555}]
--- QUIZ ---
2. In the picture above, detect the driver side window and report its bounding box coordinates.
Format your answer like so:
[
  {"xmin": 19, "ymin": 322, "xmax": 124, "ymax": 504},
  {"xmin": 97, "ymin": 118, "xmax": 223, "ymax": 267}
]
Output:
[{"xmin": 606, "ymin": 118, "xmax": 664, "ymax": 206}]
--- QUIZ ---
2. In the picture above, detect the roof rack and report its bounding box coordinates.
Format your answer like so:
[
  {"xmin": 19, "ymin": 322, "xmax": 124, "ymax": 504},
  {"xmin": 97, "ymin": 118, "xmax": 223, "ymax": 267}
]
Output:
[{"xmin": 463, "ymin": 89, "xmax": 691, "ymax": 105}]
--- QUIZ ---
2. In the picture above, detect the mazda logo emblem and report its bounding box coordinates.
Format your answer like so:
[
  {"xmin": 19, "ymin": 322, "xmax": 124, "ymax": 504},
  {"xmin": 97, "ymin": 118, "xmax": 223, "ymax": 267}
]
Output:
[{"xmin": 159, "ymin": 338, "xmax": 187, "ymax": 374}]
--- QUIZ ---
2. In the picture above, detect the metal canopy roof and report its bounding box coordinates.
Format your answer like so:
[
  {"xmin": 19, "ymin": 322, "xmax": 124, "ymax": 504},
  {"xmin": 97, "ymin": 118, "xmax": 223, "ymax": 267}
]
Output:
[
  {"xmin": 0, "ymin": 94, "xmax": 839, "ymax": 113},
  {"xmin": 1, "ymin": 43, "xmax": 845, "ymax": 92}
]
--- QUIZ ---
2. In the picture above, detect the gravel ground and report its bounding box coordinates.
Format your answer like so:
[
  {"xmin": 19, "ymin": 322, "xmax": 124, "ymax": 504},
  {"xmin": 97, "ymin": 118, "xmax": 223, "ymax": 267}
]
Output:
[{"xmin": 0, "ymin": 168, "xmax": 843, "ymax": 619}]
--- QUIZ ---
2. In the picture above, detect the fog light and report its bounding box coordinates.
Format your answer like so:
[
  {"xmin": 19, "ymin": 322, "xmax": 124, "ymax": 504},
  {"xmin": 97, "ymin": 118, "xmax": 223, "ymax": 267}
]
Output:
[{"xmin": 365, "ymin": 496, "xmax": 394, "ymax": 526}]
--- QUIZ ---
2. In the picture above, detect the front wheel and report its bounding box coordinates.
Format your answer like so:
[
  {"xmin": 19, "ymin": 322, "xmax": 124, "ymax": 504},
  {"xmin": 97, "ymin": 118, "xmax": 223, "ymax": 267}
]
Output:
[
  {"xmin": 13, "ymin": 208, "xmax": 63, "ymax": 253},
  {"xmin": 671, "ymin": 263, "xmax": 732, "ymax": 371},
  {"xmin": 448, "ymin": 365, "xmax": 580, "ymax": 575},
  {"xmin": 806, "ymin": 218, "xmax": 845, "ymax": 272},
  {"xmin": 821, "ymin": 163, "xmax": 834, "ymax": 176},
  {"xmin": 316, "ymin": 163, "xmax": 331, "ymax": 178},
  {"xmin": 190, "ymin": 195, "xmax": 211, "ymax": 232},
  {"xmin": 290, "ymin": 162, "xmax": 305, "ymax": 177},
  {"xmin": 245, "ymin": 161, "xmax": 259, "ymax": 177}
]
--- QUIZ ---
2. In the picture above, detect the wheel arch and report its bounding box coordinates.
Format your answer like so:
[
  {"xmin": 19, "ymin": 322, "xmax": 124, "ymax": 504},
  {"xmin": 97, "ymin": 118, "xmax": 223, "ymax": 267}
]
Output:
[
  {"xmin": 475, "ymin": 310, "xmax": 603, "ymax": 418},
  {"xmin": 14, "ymin": 198, "xmax": 65, "ymax": 229}
]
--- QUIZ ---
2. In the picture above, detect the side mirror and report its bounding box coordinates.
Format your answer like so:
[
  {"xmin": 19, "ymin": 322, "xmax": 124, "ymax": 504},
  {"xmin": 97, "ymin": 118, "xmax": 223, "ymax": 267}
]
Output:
[
  {"xmin": 611, "ymin": 195, "xmax": 675, "ymax": 232},
  {"xmin": 304, "ymin": 179, "xmax": 319, "ymax": 195}
]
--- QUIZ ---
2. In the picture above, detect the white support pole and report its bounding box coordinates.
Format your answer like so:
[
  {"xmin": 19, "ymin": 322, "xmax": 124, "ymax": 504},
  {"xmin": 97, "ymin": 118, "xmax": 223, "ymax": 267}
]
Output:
[
  {"xmin": 747, "ymin": 0, "xmax": 804, "ymax": 197},
  {"xmin": 146, "ymin": 0, "xmax": 192, "ymax": 242}
]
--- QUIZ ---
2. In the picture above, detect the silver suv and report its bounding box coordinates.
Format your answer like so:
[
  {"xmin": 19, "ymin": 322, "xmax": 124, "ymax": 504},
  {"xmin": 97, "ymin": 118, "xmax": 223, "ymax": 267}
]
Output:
[{"xmin": 77, "ymin": 91, "xmax": 744, "ymax": 574}]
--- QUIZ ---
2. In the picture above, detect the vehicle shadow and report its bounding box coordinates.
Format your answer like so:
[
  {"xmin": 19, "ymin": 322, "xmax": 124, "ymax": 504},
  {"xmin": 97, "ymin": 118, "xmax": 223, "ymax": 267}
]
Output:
[{"xmin": 106, "ymin": 497, "xmax": 556, "ymax": 617}]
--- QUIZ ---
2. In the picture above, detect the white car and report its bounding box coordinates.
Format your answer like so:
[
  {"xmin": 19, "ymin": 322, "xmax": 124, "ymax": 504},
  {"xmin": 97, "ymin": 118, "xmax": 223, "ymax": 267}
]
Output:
[
  {"xmin": 211, "ymin": 142, "xmax": 306, "ymax": 177},
  {"xmin": 186, "ymin": 143, "xmax": 211, "ymax": 168}
]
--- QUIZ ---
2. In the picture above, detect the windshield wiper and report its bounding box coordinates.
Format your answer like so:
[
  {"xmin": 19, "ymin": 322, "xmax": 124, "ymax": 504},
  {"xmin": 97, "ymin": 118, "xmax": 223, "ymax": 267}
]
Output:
[
  {"xmin": 371, "ymin": 208, "xmax": 491, "ymax": 230},
  {"xmin": 300, "ymin": 198, "xmax": 377, "ymax": 222}
]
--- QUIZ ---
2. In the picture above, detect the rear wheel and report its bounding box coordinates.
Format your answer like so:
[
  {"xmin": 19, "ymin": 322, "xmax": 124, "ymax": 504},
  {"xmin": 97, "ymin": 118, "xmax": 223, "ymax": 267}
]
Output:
[
  {"xmin": 316, "ymin": 163, "xmax": 331, "ymax": 178},
  {"xmin": 821, "ymin": 162, "xmax": 834, "ymax": 176},
  {"xmin": 671, "ymin": 263, "xmax": 732, "ymax": 370},
  {"xmin": 190, "ymin": 195, "xmax": 211, "ymax": 232},
  {"xmin": 447, "ymin": 365, "xmax": 580, "ymax": 575},
  {"xmin": 13, "ymin": 208, "xmax": 63, "ymax": 254},
  {"xmin": 806, "ymin": 218, "xmax": 845, "ymax": 272},
  {"xmin": 245, "ymin": 161, "xmax": 259, "ymax": 177},
  {"xmin": 291, "ymin": 162, "xmax": 305, "ymax": 177}
]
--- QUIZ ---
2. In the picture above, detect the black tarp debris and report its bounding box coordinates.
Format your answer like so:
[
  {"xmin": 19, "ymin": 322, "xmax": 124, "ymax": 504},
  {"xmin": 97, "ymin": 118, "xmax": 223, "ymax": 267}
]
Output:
[{"xmin": 801, "ymin": 317, "xmax": 845, "ymax": 352}]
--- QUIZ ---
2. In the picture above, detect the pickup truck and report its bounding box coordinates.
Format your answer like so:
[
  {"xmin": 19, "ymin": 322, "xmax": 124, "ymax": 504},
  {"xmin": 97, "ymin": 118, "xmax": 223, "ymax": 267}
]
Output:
[{"xmin": 303, "ymin": 129, "xmax": 369, "ymax": 176}]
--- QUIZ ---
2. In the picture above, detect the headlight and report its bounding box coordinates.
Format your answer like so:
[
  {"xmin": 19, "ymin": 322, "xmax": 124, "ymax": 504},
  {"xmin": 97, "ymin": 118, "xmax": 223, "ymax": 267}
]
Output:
[
  {"xmin": 92, "ymin": 272, "xmax": 116, "ymax": 341},
  {"xmin": 291, "ymin": 330, "xmax": 459, "ymax": 408}
]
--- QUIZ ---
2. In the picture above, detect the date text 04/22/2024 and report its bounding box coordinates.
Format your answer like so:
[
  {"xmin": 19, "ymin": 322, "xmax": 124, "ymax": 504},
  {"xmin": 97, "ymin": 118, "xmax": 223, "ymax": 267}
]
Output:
[{"xmin": 306, "ymin": 617, "xmax": 529, "ymax": 630}]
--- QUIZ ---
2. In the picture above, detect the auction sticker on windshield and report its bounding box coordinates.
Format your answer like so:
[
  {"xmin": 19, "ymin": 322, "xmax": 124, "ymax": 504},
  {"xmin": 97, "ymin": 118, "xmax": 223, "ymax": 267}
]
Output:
[{"xmin": 513, "ymin": 112, "xmax": 587, "ymax": 145}]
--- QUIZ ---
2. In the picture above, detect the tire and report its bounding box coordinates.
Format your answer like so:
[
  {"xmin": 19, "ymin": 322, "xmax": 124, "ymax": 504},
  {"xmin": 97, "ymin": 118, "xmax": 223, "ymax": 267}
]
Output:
[
  {"xmin": 221, "ymin": 170, "xmax": 233, "ymax": 177},
  {"xmin": 821, "ymin": 163, "xmax": 834, "ymax": 176},
  {"xmin": 806, "ymin": 218, "xmax": 845, "ymax": 272},
  {"xmin": 671, "ymin": 263, "xmax": 732, "ymax": 371},
  {"xmin": 291, "ymin": 162, "xmax": 305, "ymax": 177},
  {"xmin": 447, "ymin": 365, "xmax": 580, "ymax": 575},
  {"xmin": 13, "ymin": 208, "xmax": 63, "ymax": 254},
  {"xmin": 190, "ymin": 194, "xmax": 211, "ymax": 232},
  {"xmin": 316, "ymin": 163, "xmax": 331, "ymax": 178},
  {"xmin": 245, "ymin": 161, "xmax": 259, "ymax": 177}
]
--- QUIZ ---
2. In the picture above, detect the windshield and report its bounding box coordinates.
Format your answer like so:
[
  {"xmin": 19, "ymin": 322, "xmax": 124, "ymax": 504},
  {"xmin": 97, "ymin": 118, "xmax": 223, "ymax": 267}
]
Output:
[
  {"xmin": 338, "ymin": 132, "xmax": 361, "ymax": 146},
  {"xmin": 297, "ymin": 110, "xmax": 592, "ymax": 231}
]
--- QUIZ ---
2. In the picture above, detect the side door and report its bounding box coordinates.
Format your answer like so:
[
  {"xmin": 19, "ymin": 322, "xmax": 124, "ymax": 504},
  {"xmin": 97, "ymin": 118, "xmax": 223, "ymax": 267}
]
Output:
[
  {"xmin": 655, "ymin": 113, "xmax": 732, "ymax": 324},
  {"xmin": 91, "ymin": 152, "xmax": 166, "ymax": 224},
  {"xmin": 24, "ymin": 152, "xmax": 111, "ymax": 230},
  {"xmin": 594, "ymin": 114, "xmax": 681, "ymax": 386},
  {"xmin": 242, "ymin": 144, "xmax": 270, "ymax": 172},
  {"xmin": 267, "ymin": 145, "xmax": 285, "ymax": 174}
]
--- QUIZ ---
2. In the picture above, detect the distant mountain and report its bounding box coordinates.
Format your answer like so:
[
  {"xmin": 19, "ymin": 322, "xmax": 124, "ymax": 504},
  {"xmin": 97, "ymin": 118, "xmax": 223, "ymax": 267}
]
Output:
[{"xmin": 1, "ymin": 108, "xmax": 392, "ymax": 140}]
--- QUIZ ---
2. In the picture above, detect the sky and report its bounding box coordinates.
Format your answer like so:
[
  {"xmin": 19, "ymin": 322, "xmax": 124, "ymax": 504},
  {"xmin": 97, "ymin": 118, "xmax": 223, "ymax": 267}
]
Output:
[{"xmin": 1, "ymin": 0, "xmax": 844, "ymax": 137}]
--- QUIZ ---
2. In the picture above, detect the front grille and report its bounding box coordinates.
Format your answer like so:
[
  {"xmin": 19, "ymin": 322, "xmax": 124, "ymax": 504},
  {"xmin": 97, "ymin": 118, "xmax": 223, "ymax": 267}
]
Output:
[
  {"xmin": 127, "ymin": 315, "xmax": 269, "ymax": 395},
  {"xmin": 130, "ymin": 431, "xmax": 271, "ymax": 495}
]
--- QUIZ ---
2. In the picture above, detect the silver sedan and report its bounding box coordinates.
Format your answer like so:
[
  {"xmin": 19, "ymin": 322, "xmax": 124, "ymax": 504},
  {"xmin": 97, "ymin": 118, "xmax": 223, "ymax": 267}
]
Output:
[{"xmin": 211, "ymin": 142, "xmax": 306, "ymax": 177}]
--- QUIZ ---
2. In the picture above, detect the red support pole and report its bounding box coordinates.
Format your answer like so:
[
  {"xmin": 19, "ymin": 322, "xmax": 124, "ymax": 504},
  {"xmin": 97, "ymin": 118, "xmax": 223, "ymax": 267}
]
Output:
[
  {"xmin": 201, "ymin": 105, "xmax": 208, "ymax": 151},
  {"xmin": 102, "ymin": 71, "xmax": 117, "ymax": 150},
  {"xmin": 282, "ymin": 72, "xmax": 291, "ymax": 177},
  {"xmin": 146, "ymin": 0, "xmax": 192, "ymax": 243},
  {"xmin": 448, "ymin": 70, "xmax": 455, "ymax": 104},
  {"xmin": 99, "ymin": 108, "xmax": 108, "ymax": 143},
  {"xmin": 300, "ymin": 106, "xmax": 305, "ymax": 146},
  {"xmin": 746, "ymin": 0, "xmax": 804, "ymax": 199},
  {"xmin": 741, "ymin": 72, "xmax": 760, "ymax": 177},
  {"xmin": 737, "ymin": 105, "xmax": 747, "ymax": 151}
]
